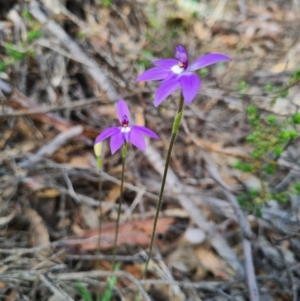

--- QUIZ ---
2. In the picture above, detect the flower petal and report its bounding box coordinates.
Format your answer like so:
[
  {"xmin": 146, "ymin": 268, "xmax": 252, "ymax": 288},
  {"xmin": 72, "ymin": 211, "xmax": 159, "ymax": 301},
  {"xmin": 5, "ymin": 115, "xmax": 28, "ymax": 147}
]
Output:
[
  {"xmin": 179, "ymin": 73, "xmax": 201, "ymax": 104},
  {"xmin": 131, "ymin": 125, "xmax": 159, "ymax": 139},
  {"xmin": 95, "ymin": 127, "xmax": 120, "ymax": 144},
  {"xmin": 117, "ymin": 99, "xmax": 130, "ymax": 124},
  {"xmin": 136, "ymin": 66, "xmax": 171, "ymax": 82},
  {"xmin": 154, "ymin": 78, "xmax": 181, "ymax": 107},
  {"xmin": 110, "ymin": 131, "xmax": 125, "ymax": 154},
  {"xmin": 152, "ymin": 59, "xmax": 179, "ymax": 68},
  {"xmin": 129, "ymin": 130, "xmax": 146, "ymax": 151},
  {"xmin": 175, "ymin": 45, "xmax": 188, "ymax": 66},
  {"xmin": 189, "ymin": 53, "xmax": 231, "ymax": 72}
]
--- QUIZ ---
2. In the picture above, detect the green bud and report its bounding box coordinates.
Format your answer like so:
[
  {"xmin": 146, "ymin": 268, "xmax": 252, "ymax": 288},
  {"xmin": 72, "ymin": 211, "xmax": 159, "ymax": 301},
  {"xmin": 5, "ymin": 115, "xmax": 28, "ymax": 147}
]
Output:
[
  {"xmin": 172, "ymin": 111, "xmax": 183, "ymax": 134},
  {"xmin": 94, "ymin": 142, "xmax": 103, "ymax": 157}
]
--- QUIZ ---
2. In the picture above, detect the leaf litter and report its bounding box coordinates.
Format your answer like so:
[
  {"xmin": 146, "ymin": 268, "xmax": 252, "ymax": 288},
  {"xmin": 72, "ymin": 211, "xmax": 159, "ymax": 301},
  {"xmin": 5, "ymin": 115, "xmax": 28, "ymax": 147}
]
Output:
[{"xmin": 0, "ymin": 0, "xmax": 300, "ymax": 300}]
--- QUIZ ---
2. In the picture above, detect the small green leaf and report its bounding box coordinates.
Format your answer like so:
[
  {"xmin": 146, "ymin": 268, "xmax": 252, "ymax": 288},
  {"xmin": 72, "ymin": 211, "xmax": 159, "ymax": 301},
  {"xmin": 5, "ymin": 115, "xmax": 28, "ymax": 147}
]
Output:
[
  {"xmin": 75, "ymin": 281, "xmax": 93, "ymax": 301},
  {"xmin": 246, "ymin": 105, "xmax": 257, "ymax": 116},
  {"xmin": 5, "ymin": 43, "xmax": 25, "ymax": 60},
  {"xmin": 246, "ymin": 134, "xmax": 255, "ymax": 142},
  {"xmin": 263, "ymin": 163, "xmax": 276, "ymax": 174},
  {"xmin": 279, "ymin": 130, "xmax": 291, "ymax": 141},
  {"xmin": 101, "ymin": 263, "xmax": 120, "ymax": 301},
  {"xmin": 292, "ymin": 68, "xmax": 300, "ymax": 81},
  {"xmin": 266, "ymin": 115, "xmax": 276, "ymax": 124},
  {"xmin": 264, "ymin": 83, "xmax": 273, "ymax": 92},
  {"xmin": 22, "ymin": 11, "xmax": 33, "ymax": 22},
  {"xmin": 294, "ymin": 182, "xmax": 300, "ymax": 193},
  {"xmin": 289, "ymin": 129, "xmax": 298, "ymax": 139},
  {"xmin": 292, "ymin": 113, "xmax": 300, "ymax": 124},
  {"xmin": 199, "ymin": 67, "xmax": 208, "ymax": 77},
  {"xmin": 0, "ymin": 61, "xmax": 6, "ymax": 72},
  {"xmin": 273, "ymin": 146, "xmax": 283, "ymax": 156},
  {"xmin": 27, "ymin": 30, "xmax": 43, "ymax": 41},
  {"xmin": 238, "ymin": 80, "xmax": 247, "ymax": 92},
  {"xmin": 233, "ymin": 161, "xmax": 253, "ymax": 172}
]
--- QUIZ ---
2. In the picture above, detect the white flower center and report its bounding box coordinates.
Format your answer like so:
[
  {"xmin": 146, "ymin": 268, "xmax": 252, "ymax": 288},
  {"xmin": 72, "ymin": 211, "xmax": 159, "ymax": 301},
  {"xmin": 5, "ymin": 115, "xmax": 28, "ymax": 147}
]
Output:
[
  {"xmin": 121, "ymin": 127, "xmax": 131, "ymax": 133},
  {"xmin": 171, "ymin": 65, "xmax": 184, "ymax": 74}
]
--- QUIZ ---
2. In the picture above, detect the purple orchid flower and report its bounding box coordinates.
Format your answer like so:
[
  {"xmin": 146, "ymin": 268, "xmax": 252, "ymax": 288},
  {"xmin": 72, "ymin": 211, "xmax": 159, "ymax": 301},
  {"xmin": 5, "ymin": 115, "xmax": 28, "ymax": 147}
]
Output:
[
  {"xmin": 136, "ymin": 45, "xmax": 231, "ymax": 106},
  {"xmin": 95, "ymin": 99, "xmax": 159, "ymax": 154}
]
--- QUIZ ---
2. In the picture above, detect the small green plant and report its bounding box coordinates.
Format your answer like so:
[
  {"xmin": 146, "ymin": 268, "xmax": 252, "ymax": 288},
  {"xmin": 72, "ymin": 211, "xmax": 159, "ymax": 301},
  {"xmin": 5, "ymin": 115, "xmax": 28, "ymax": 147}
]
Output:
[
  {"xmin": 75, "ymin": 281, "xmax": 93, "ymax": 301},
  {"xmin": 1, "ymin": 11, "xmax": 43, "ymax": 71},
  {"xmin": 99, "ymin": 0, "xmax": 112, "ymax": 7},
  {"xmin": 238, "ymin": 80, "xmax": 248, "ymax": 94},
  {"xmin": 101, "ymin": 268, "xmax": 119, "ymax": 301},
  {"xmin": 75, "ymin": 263, "xmax": 120, "ymax": 301},
  {"xmin": 27, "ymin": 29, "xmax": 43, "ymax": 42},
  {"xmin": 234, "ymin": 99, "xmax": 300, "ymax": 213},
  {"xmin": 199, "ymin": 67, "xmax": 208, "ymax": 77},
  {"xmin": 5, "ymin": 43, "xmax": 26, "ymax": 60}
]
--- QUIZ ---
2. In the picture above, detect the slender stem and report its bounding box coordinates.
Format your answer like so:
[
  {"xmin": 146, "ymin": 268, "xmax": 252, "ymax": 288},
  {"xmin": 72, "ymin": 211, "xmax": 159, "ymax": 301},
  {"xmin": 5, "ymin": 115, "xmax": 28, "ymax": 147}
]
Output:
[
  {"xmin": 141, "ymin": 94, "xmax": 184, "ymax": 278},
  {"xmin": 112, "ymin": 144, "xmax": 127, "ymax": 269},
  {"xmin": 94, "ymin": 142, "xmax": 104, "ymax": 268},
  {"xmin": 94, "ymin": 146, "xmax": 103, "ymax": 301},
  {"xmin": 96, "ymin": 167, "xmax": 103, "ymax": 266}
]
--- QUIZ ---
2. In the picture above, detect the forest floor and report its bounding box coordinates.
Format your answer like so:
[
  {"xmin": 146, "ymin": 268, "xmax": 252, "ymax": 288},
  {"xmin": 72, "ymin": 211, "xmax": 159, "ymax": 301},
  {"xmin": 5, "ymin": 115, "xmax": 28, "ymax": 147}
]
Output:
[{"xmin": 1, "ymin": 0, "xmax": 300, "ymax": 300}]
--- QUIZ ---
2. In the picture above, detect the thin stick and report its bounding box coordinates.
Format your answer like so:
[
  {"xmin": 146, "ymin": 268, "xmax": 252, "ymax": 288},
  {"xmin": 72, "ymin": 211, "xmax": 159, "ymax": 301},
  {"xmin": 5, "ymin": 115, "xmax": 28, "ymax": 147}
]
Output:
[
  {"xmin": 205, "ymin": 155, "xmax": 259, "ymax": 301},
  {"xmin": 112, "ymin": 145, "xmax": 127, "ymax": 269},
  {"xmin": 141, "ymin": 94, "xmax": 184, "ymax": 278}
]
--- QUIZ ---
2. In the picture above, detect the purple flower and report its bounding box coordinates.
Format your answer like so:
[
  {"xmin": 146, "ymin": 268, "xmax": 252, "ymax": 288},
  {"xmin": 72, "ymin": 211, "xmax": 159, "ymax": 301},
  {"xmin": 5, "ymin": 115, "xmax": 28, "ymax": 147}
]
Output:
[
  {"xmin": 95, "ymin": 99, "xmax": 159, "ymax": 154},
  {"xmin": 136, "ymin": 45, "xmax": 231, "ymax": 106}
]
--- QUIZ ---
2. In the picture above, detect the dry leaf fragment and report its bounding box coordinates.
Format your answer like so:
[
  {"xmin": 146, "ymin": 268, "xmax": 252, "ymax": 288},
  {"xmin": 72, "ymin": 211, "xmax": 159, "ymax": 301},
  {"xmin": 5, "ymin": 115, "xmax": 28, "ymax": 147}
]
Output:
[
  {"xmin": 24, "ymin": 208, "xmax": 50, "ymax": 248},
  {"xmin": 64, "ymin": 217, "xmax": 174, "ymax": 251},
  {"xmin": 194, "ymin": 247, "xmax": 234, "ymax": 280}
]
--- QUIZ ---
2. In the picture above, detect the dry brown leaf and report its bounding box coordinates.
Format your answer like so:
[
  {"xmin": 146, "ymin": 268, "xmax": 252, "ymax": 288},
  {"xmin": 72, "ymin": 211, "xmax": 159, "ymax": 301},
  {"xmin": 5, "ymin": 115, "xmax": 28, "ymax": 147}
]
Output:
[
  {"xmin": 80, "ymin": 204, "xmax": 99, "ymax": 229},
  {"xmin": 35, "ymin": 188, "xmax": 61, "ymax": 198},
  {"xmin": 193, "ymin": 21, "xmax": 210, "ymax": 40},
  {"xmin": 194, "ymin": 247, "xmax": 234, "ymax": 280},
  {"xmin": 69, "ymin": 154, "xmax": 93, "ymax": 168},
  {"xmin": 24, "ymin": 208, "xmax": 50, "ymax": 248},
  {"xmin": 104, "ymin": 184, "xmax": 121, "ymax": 215},
  {"xmin": 65, "ymin": 217, "xmax": 175, "ymax": 250},
  {"xmin": 135, "ymin": 106, "xmax": 145, "ymax": 127}
]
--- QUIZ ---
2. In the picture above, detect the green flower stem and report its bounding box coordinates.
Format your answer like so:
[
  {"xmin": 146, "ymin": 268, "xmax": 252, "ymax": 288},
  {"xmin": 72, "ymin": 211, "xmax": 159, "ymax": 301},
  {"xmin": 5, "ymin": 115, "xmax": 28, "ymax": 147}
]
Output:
[
  {"xmin": 112, "ymin": 143, "xmax": 127, "ymax": 269},
  {"xmin": 96, "ymin": 157, "xmax": 103, "ymax": 270},
  {"xmin": 142, "ymin": 94, "xmax": 184, "ymax": 278}
]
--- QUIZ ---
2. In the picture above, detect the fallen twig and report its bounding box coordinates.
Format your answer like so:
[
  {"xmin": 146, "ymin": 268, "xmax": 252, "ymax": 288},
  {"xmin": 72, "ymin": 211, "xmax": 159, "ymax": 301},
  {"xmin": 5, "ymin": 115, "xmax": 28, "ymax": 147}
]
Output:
[
  {"xmin": 29, "ymin": 1, "xmax": 120, "ymax": 101},
  {"xmin": 203, "ymin": 153, "xmax": 259, "ymax": 301},
  {"xmin": 18, "ymin": 126, "xmax": 83, "ymax": 168},
  {"xmin": 145, "ymin": 143, "xmax": 244, "ymax": 277}
]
